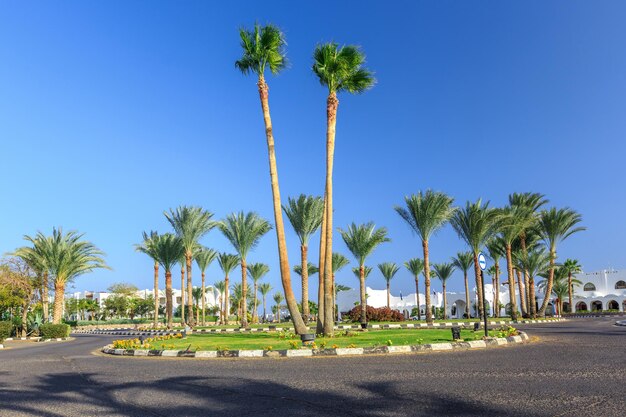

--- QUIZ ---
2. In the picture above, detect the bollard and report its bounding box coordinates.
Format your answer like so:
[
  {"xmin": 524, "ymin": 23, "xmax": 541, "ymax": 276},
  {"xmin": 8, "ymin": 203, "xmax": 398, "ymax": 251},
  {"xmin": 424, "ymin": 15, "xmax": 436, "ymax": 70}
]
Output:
[
  {"xmin": 451, "ymin": 326, "xmax": 461, "ymax": 341},
  {"xmin": 473, "ymin": 322, "xmax": 480, "ymax": 331}
]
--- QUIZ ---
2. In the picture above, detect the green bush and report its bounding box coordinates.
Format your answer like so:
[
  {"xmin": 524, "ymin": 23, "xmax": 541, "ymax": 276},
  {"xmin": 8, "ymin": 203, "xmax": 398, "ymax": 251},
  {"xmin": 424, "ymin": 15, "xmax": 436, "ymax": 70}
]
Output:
[
  {"xmin": 0, "ymin": 321, "xmax": 12, "ymax": 342},
  {"xmin": 39, "ymin": 323, "xmax": 70, "ymax": 339}
]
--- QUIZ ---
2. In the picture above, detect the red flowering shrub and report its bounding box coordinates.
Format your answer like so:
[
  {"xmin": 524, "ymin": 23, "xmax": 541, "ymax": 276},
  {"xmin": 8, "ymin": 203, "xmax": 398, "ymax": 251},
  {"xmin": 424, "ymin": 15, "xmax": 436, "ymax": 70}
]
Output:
[{"xmin": 346, "ymin": 305, "xmax": 405, "ymax": 322}]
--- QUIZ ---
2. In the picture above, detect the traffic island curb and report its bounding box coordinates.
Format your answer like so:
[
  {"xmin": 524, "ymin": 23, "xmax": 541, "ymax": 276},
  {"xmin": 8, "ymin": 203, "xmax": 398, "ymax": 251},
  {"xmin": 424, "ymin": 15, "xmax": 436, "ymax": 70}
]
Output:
[
  {"xmin": 101, "ymin": 331, "xmax": 530, "ymax": 359},
  {"xmin": 3, "ymin": 337, "xmax": 71, "ymax": 342}
]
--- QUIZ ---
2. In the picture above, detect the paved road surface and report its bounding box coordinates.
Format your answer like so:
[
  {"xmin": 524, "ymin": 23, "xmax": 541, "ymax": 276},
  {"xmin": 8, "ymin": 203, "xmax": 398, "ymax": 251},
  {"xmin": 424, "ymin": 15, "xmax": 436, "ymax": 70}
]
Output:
[{"xmin": 1, "ymin": 318, "xmax": 624, "ymax": 416}]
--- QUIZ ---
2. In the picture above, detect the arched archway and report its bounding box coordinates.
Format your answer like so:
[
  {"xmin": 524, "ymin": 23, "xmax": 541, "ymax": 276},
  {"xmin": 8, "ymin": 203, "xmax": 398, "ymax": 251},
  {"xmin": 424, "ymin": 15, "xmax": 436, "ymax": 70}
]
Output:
[
  {"xmin": 584, "ymin": 283, "xmax": 596, "ymax": 291},
  {"xmin": 452, "ymin": 300, "xmax": 466, "ymax": 319},
  {"xmin": 607, "ymin": 300, "xmax": 619, "ymax": 310},
  {"xmin": 615, "ymin": 280, "xmax": 626, "ymax": 290},
  {"xmin": 576, "ymin": 301, "xmax": 588, "ymax": 312},
  {"xmin": 591, "ymin": 301, "xmax": 603, "ymax": 311}
]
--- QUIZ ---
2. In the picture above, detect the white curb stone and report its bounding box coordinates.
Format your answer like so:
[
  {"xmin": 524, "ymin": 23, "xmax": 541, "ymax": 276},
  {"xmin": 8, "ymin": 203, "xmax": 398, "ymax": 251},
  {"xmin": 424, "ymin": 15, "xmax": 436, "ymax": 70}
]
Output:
[
  {"xmin": 195, "ymin": 351, "xmax": 218, "ymax": 358},
  {"xmin": 430, "ymin": 343, "xmax": 453, "ymax": 351},
  {"xmin": 286, "ymin": 349, "xmax": 313, "ymax": 357},
  {"xmin": 387, "ymin": 345, "xmax": 411, "ymax": 353},
  {"xmin": 494, "ymin": 338, "xmax": 508, "ymax": 345},
  {"xmin": 133, "ymin": 350, "xmax": 149, "ymax": 356},
  {"xmin": 336, "ymin": 348, "xmax": 364, "ymax": 356},
  {"xmin": 0, "ymin": 344, "xmax": 4, "ymax": 349},
  {"xmin": 238, "ymin": 350, "xmax": 264, "ymax": 358},
  {"xmin": 467, "ymin": 340, "xmax": 487, "ymax": 348},
  {"xmin": 161, "ymin": 350, "xmax": 179, "ymax": 357}
]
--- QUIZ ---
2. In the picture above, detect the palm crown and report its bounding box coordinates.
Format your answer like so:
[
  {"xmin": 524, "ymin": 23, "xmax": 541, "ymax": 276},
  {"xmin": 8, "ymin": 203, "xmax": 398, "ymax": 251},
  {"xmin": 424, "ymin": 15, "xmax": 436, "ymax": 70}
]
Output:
[
  {"xmin": 331, "ymin": 253, "xmax": 350, "ymax": 274},
  {"xmin": 194, "ymin": 247, "xmax": 218, "ymax": 272},
  {"xmin": 293, "ymin": 264, "xmax": 319, "ymax": 277},
  {"xmin": 247, "ymin": 263, "xmax": 270, "ymax": 283},
  {"xmin": 217, "ymin": 253, "xmax": 240, "ymax": 275},
  {"xmin": 378, "ymin": 262, "xmax": 399, "ymax": 283},
  {"xmin": 153, "ymin": 233, "xmax": 185, "ymax": 273},
  {"xmin": 312, "ymin": 43, "xmax": 375, "ymax": 94},
  {"xmin": 432, "ymin": 262, "xmax": 456, "ymax": 284},
  {"xmin": 259, "ymin": 283, "xmax": 273, "ymax": 296},
  {"xmin": 219, "ymin": 212, "xmax": 272, "ymax": 259},
  {"xmin": 164, "ymin": 206, "xmax": 214, "ymax": 258},
  {"xmin": 352, "ymin": 266, "xmax": 372, "ymax": 279},
  {"xmin": 339, "ymin": 222, "xmax": 390, "ymax": 266},
  {"xmin": 395, "ymin": 191, "xmax": 456, "ymax": 242},
  {"xmin": 452, "ymin": 252, "xmax": 473, "ymax": 273},
  {"xmin": 235, "ymin": 23, "xmax": 287, "ymax": 77},
  {"xmin": 404, "ymin": 258, "xmax": 424, "ymax": 277},
  {"xmin": 451, "ymin": 199, "xmax": 500, "ymax": 252},
  {"xmin": 538, "ymin": 208, "xmax": 585, "ymax": 253},
  {"xmin": 282, "ymin": 194, "xmax": 324, "ymax": 245}
]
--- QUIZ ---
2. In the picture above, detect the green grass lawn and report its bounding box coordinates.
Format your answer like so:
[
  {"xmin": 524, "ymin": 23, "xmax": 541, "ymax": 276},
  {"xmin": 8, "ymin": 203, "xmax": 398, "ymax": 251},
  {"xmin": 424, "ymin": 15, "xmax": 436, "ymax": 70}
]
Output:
[{"xmin": 141, "ymin": 328, "xmax": 503, "ymax": 351}]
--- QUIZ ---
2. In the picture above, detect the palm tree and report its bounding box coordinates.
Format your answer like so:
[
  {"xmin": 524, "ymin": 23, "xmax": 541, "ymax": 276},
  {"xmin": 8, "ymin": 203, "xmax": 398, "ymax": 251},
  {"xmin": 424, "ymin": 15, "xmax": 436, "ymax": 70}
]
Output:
[
  {"xmin": 247, "ymin": 262, "xmax": 270, "ymax": 323},
  {"xmin": 395, "ymin": 190, "xmax": 455, "ymax": 324},
  {"xmin": 562, "ymin": 259, "xmax": 583, "ymax": 314},
  {"xmin": 514, "ymin": 248, "xmax": 550, "ymax": 318},
  {"xmin": 339, "ymin": 222, "xmax": 389, "ymax": 327},
  {"xmin": 537, "ymin": 208, "xmax": 585, "ymax": 316},
  {"xmin": 331, "ymin": 253, "xmax": 350, "ymax": 321},
  {"xmin": 217, "ymin": 253, "xmax": 239, "ymax": 325},
  {"xmin": 486, "ymin": 238, "xmax": 505, "ymax": 317},
  {"xmin": 378, "ymin": 262, "xmax": 400, "ymax": 309},
  {"xmin": 219, "ymin": 212, "xmax": 271, "ymax": 328},
  {"xmin": 352, "ymin": 266, "xmax": 373, "ymax": 280},
  {"xmin": 177, "ymin": 254, "xmax": 186, "ymax": 324},
  {"xmin": 432, "ymin": 263, "xmax": 456, "ymax": 320},
  {"xmin": 191, "ymin": 286, "xmax": 204, "ymax": 324},
  {"xmin": 231, "ymin": 282, "xmax": 252, "ymax": 324},
  {"xmin": 258, "ymin": 283, "xmax": 272, "ymax": 322},
  {"xmin": 272, "ymin": 292, "xmax": 284, "ymax": 323},
  {"xmin": 165, "ymin": 206, "xmax": 214, "ymax": 326},
  {"xmin": 452, "ymin": 252, "xmax": 473, "ymax": 319},
  {"xmin": 213, "ymin": 280, "xmax": 226, "ymax": 323},
  {"xmin": 313, "ymin": 42, "xmax": 375, "ymax": 336},
  {"xmin": 401, "ymin": 258, "xmax": 423, "ymax": 320},
  {"xmin": 293, "ymin": 263, "xmax": 318, "ymax": 321},
  {"xmin": 236, "ymin": 23, "xmax": 306, "ymax": 335},
  {"xmin": 450, "ymin": 199, "xmax": 499, "ymax": 320},
  {"xmin": 134, "ymin": 231, "xmax": 161, "ymax": 326},
  {"xmin": 194, "ymin": 247, "xmax": 217, "ymax": 326},
  {"xmin": 152, "ymin": 233, "xmax": 184, "ymax": 329},
  {"xmin": 283, "ymin": 194, "xmax": 324, "ymax": 324},
  {"xmin": 12, "ymin": 234, "xmax": 52, "ymax": 322},
  {"xmin": 538, "ymin": 267, "xmax": 581, "ymax": 316}
]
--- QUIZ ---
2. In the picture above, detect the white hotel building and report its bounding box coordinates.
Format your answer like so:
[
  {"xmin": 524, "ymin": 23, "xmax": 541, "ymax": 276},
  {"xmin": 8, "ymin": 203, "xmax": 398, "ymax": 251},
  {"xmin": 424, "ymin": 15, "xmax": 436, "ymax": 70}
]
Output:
[{"xmin": 337, "ymin": 268, "xmax": 626, "ymax": 318}]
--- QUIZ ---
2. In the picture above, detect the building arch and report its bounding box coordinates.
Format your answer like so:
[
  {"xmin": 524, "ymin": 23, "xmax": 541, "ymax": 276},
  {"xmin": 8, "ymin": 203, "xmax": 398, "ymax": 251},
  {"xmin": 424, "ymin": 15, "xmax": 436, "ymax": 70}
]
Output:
[
  {"xmin": 562, "ymin": 302, "xmax": 571, "ymax": 313},
  {"xmin": 591, "ymin": 300, "xmax": 603, "ymax": 311},
  {"xmin": 615, "ymin": 280, "xmax": 626, "ymax": 290},
  {"xmin": 575, "ymin": 301, "xmax": 588, "ymax": 312},
  {"xmin": 607, "ymin": 300, "xmax": 619, "ymax": 310},
  {"xmin": 452, "ymin": 300, "xmax": 466, "ymax": 319},
  {"xmin": 583, "ymin": 282, "xmax": 596, "ymax": 291}
]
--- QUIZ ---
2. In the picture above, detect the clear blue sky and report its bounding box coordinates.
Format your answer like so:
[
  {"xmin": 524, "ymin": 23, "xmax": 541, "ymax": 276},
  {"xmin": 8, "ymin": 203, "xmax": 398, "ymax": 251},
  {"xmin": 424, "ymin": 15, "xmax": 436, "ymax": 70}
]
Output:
[{"xmin": 1, "ymin": 1, "xmax": 625, "ymax": 298}]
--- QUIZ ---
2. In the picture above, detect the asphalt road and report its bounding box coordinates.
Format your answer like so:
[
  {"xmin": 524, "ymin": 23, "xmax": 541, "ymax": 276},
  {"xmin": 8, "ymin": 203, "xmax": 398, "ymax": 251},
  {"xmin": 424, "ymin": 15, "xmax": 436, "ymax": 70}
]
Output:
[{"xmin": 1, "ymin": 318, "xmax": 625, "ymax": 417}]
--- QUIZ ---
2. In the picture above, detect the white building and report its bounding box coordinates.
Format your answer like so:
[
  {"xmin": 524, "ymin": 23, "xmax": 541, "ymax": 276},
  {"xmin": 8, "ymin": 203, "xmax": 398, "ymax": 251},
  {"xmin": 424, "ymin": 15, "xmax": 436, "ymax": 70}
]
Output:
[{"xmin": 336, "ymin": 268, "xmax": 626, "ymax": 318}]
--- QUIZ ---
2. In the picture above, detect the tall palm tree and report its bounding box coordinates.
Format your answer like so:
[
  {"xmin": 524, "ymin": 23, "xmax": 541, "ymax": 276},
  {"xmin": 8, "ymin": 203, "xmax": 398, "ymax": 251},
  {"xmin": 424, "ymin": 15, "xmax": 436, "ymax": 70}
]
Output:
[
  {"xmin": 395, "ymin": 190, "xmax": 455, "ymax": 324},
  {"xmin": 283, "ymin": 194, "xmax": 324, "ymax": 324},
  {"xmin": 404, "ymin": 258, "xmax": 424, "ymax": 320},
  {"xmin": 452, "ymin": 252, "xmax": 473, "ymax": 319},
  {"xmin": 217, "ymin": 253, "xmax": 239, "ymax": 325},
  {"xmin": 272, "ymin": 292, "xmax": 284, "ymax": 323},
  {"xmin": 194, "ymin": 247, "xmax": 217, "ymax": 325},
  {"xmin": 247, "ymin": 262, "xmax": 270, "ymax": 323},
  {"xmin": 177, "ymin": 254, "xmax": 186, "ymax": 324},
  {"xmin": 339, "ymin": 222, "xmax": 389, "ymax": 327},
  {"xmin": 486, "ymin": 238, "xmax": 505, "ymax": 317},
  {"xmin": 450, "ymin": 199, "xmax": 499, "ymax": 319},
  {"xmin": 213, "ymin": 280, "xmax": 226, "ymax": 323},
  {"xmin": 514, "ymin": 248, "xmax": 550, "ymax": 318},
  {"xmin": 378, "ymin": 262, "xmax": 400, "ymax": 309},
  {"xmin": 151, "ymin": 233, "xmax": 184, "ymax": 329},
  {"xmin": 562, "ymin": 259, "xmax": 583, "ymax": 314},
  {"xmin": 313, "ymin": 42, "xmax": 375, "ymax": 335},
  {"xmin": 134, "ymin": 231, "xmax": 161, "ymax": 326},
  {"xmin": 537, "ymin": 208, "xmax": 585, "ymax": 316},
  {"xmin": 258, "ymin": 282, "xmax": 273, "ymax": 322},
  {"xmin": 331, "ymin": 253, "xmax": 350, "ymax": 321},
  {"xmin": 165, "ymin": 206, "xmax": 214, "ymax": 326},
  {"xmin": 538, "ymin": 267, "xmax": 581, "ymax": 316},
  {"xmin": 219, "ymin": 212, "xmax": 271, "ymax": 328},
  {"xmin": 12, "ymin": 234, "xmax": 52, "ymax": 322},
  {"xmin": 432, "ymin": 263, "xmax": 456, "ymax": 320},
  {"xmin": 236, "ymin": 24, "xmax": 306, "ymax": 335}
]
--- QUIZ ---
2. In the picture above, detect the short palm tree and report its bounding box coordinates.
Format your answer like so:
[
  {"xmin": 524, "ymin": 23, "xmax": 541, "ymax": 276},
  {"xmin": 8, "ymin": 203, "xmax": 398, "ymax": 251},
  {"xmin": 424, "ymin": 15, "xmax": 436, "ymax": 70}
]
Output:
[
  {"xmin": 450, "ymin": 199, "xmax": 499, "ymax": 319},
  {"xmin": 194, "ymin": 247, "xmax": 218, "ymax": 325},
  {"xmin": 339, "ymin": 223, "xmax": 389, "ymax": 327},
  {"xmin": 165, "ymin": 206, "xmax": 214, "ymax": 326},
  {"xmin": 537, "ymin": 208, "xmax": 585, "ymax": 316},
  {"xmin": 152, "ymin": 233, "xmax": 184, "ymax": 328},
  {"xmin": 219, "ymin": 212, "xmax": 271, "ymax": 328},
  {"xmin": 213, "ymin": 280, "xmax": 226, "ymax": 323},
  {"xmin": 452, "ymin": 252, "xmax": 473, "ymax": 319},
  {"xmin": 404, "ymin": 258, "xmax": 424, "ymax": 320},
  {"xmin": 13, "ymin": 233, "xmax": 52, "ymax": 322},
  {"xmin": 377, "ymin": 262, "xmax": 400, "ymax": 308},
  {"xmin": 231, "ymin": 282, "xmax": 252, "ymax": 324},
  {"xmin": 432, "ymin": 263, "xmax": 456, "ymax": 320},
  {"xmin": 538, "ymin": 266, "xmax": 581, "ymax": 316},
  {"xmin": 395, "ymin": 190, "xmax": 455, "ymax": 324},
  {"xmin": 272, "ymin": 292, "xmax": 284, "ymax": 323},
  {"xmin": 258, "ymin": 283, "xmax": 273, "ymax": 322},
  {"xmin": 191, "ymin": 286, "xmax": 204, "ymax": 324},
  {"xmin": 236, "ymin": 23, "xmax": 306, "ymax": 335},
  {"xmin": 134, "ymin": 231, "xmax": 161, "ymax": 326},
  {"xmin": 313, "ymin": 42, "xmax": 375, "ymax": 335},
  {"xmin": 247, "ymin": 262, "xmax": 270, "ymax": 323},
  {"xmin": 283, "ymin": 194, "xmax": 324, "ymax": 324},
  {"xmin": 562, "ymin": 259, "xmax": 583, "ymax": 314},
  {"xmin": 331, "ymin": 252, "xmax": 350, "ymax": 321},
  {"xmin": 514, "ymin": 247, "xmax": 550, "ymax": 317},
  {"xmin": 217, "ymin": 253, "xmax": 240, "ymax": 325},
  {"xmin": 486, "ymin": 238, "xmax": 505, "ymax": 317}
]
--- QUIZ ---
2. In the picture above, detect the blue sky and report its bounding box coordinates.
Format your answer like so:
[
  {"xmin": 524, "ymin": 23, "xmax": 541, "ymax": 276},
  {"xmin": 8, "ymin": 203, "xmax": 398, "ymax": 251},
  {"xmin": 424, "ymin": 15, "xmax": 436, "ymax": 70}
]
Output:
[{"xmin": 1, "ymin": 1, "xmax": 625, "ymax": 298}]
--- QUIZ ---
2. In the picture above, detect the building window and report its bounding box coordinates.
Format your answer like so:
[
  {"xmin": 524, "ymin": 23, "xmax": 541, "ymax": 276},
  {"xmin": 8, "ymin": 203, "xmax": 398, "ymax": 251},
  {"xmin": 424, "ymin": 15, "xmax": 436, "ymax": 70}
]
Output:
[
  {"xmin": 583, "ymin": 283, "xmax": 596, "ymax": 291},
  {"xmin": 615, "ymin": 280, "xmax": 626, "ymax": 290}
]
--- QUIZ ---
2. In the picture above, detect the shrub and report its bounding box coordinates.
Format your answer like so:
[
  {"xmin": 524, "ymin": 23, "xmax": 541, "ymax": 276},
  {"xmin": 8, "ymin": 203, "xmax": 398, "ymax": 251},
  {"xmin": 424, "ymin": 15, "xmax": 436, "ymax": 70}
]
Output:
[
  {"xmin": 39, "ymin": 324, "xmax": 71, "ymax": 339},
  {"xmin": 0, "ymin": 321, "xmax": 13, "ymax": 342},
  {"xmin": 346, "ymin": 305, "xmax": 406, "ymax": 322}
]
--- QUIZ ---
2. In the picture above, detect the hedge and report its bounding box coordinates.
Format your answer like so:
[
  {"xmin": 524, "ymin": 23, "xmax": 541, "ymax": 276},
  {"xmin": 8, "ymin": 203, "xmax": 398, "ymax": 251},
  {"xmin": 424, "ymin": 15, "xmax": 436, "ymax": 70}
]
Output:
[
  {"xmin": 0, "ymin": 321, "xmax": 12, "ymax": 342},
  {"xmin": 346, "ymin": 305, "xmax": 405, "ymax": 322},
  {"xmin": 39, "ymin": 323, "xmax": 71, "ymax": 339}
]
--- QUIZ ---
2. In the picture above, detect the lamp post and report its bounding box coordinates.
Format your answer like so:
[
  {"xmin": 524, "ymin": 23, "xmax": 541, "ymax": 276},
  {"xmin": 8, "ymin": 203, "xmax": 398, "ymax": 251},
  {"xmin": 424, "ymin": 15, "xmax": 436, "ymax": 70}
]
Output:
[{"xmin": 478, "ymin": 252, "xmax": 488, "ymax": 338}]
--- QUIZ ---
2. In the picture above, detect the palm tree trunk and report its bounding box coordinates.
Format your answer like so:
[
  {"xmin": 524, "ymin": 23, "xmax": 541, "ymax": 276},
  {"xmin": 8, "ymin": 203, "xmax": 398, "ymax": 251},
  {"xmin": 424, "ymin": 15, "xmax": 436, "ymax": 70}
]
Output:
[
  {"xmin": 257, "ymin": 76, "xmax": 307, "ymax": 335},
  {"xmin": 180, "ymin": 265, "xmax": 185, "ymax": 324},
  {"xmin": 463, "ymin": 271, "xmax": 470, "ymax": 319},
  {"xmin": 316, "ymin": 198, "xmax": 327, "ymax": 334},
  {"xmin": 165, "ymin": 271, "xmax": 173, "ymax": 329},
  {"xmin": 529, "ymin": 276, "xmax": 536, "ymax": 318},
  {"xmin": 42, "ymin": 271, "xmax": 49, "ymax": 323},
  {"xmin": 240, "ymin": 259, "xmax": 248, "ymax": 328},
  {"xmin": 153, "ymin": 262, "xmax": 159, "ymax": 327},
  {"xmin": 359, "ymin": 265, "xmax": 367, "ymax": 324},
  {"xmin": 253, "ymin": 281, "xmax": 258, "ymax": 323},
  {"xmin": 494, "ymin": 265, "xmax": 500, "ymax": 317},
  {"xmin": 505, "ymin": 245, "xmax": 518, "ymax": 320},
  {"xmin": 186, "ymin": 255, "xmax": 194, "ymax": 326},
  {"xmin": 423, "ymin": 240, "xmax": 433, "ymax": 324},
  {"xmin": 52, "ymin": 281, "xmax": 65, "ymax": 324},
  {"xmin": 301, "ymin": 245, "xmax": 310, "ymax": 323},
  {"xmin": 387, "ymin": 281, "xmax": 390, "ymax": 309},
  {"xmin": 520, "ymin": 237, "xmax": 531, "ymax": 315},
  {"xmin": 516, "ymin": 269, "xmax": 527, "ymax": 317},
  {"xmin": 224, "ymin": 274, "xmax": 230, "ymax": 325},
  {"xmin": 21, "ymin": 303, "xmax": 28, "ymax": 337},
  {"xmin": 442, "ymin": 283, "xmax": 447, "ymax": 320},
  {"xmin": 538, "ymin": 249, "xmax": 556, "ymax": 316},
  {"xmin": 201, "ymin": 271, "xmax": 206, "ymax": 326},
  {"xmin": 414, "ymin": 275, "xmax": 420, "ymax": 321},
  {"xmin": 568, "ymin": 272, "xmax": 573, "ymax": 314},
  {"xmin": 472, "ymin": 252, "xmax": 484, "ymax": 319},
  {"xmin": 262, "ymin": 296, "xmax": 266, "ymax": 321}
]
